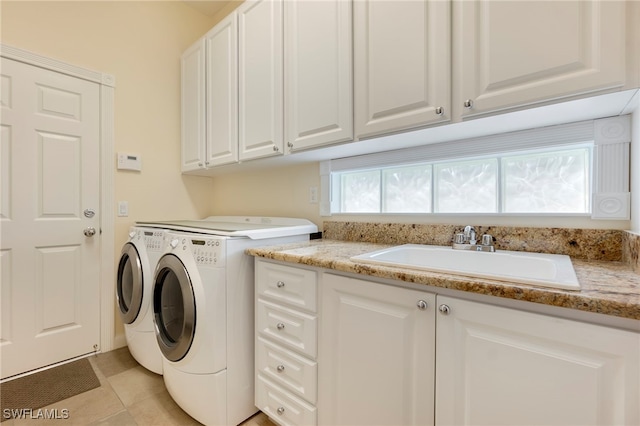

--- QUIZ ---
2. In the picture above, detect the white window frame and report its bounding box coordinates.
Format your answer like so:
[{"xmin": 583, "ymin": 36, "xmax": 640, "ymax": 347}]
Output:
[{"xmin": 320, "ymin": 116, "xmax": 631, "ymax": 220}]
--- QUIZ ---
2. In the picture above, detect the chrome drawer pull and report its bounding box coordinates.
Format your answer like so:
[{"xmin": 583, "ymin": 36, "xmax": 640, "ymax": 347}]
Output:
[
  {"xmin": 277, "ymin": 281, "xmax": 285, "ymax": 288},
  {"xmin": 276, "ymin": 364, "xmax": 285, "ymax": 373},
  {"xmin": 277, "ymin": 407, "xmax": 285, "ymax": 415},
  {"xmin": 276, "ymin": 323, "xmax": 285, "ymax": 330}
]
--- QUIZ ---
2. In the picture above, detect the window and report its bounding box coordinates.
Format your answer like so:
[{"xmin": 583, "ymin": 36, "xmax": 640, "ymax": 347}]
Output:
[
  {"xmin": 322, "ymin": 117, "xmax": 631, "ymax": 219},
  {"xmin": 331, "ymin": 146, "xmax": 592, "ymax": 215}
]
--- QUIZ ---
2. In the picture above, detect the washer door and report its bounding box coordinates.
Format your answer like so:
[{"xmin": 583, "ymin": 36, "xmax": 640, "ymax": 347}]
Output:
[
  {"xmin": 117, "ymin": 243, "xmax": 144, "ymax": 324},
  {"xmin": 153, "ymin": 254, "xmax": 195, "ymax": 362}
]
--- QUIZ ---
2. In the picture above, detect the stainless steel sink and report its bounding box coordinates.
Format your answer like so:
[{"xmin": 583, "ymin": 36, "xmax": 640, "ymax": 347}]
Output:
[{"xmin": 350, "ymin": 244, "xmax": 580, "ymax": 291}]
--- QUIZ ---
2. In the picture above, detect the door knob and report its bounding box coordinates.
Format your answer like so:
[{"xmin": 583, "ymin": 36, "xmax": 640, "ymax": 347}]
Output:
[{"xmin": 83, "ymin": 227, "xmax": 96, "ymax": 237}]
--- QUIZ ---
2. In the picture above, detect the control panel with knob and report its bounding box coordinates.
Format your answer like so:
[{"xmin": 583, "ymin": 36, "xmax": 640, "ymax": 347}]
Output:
[{"xmin": 142, "ymin": 229, "xmax": 165, "ymax": 251}]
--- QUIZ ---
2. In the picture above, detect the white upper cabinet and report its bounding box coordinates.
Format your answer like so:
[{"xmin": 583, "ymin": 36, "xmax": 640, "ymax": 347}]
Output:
[
  {"xmin": 354, "ymin": 0, "xmax": 451, "ymax": 140},
  {"xmin": 284, "ymin": 0, "xmax": 353, "ymax": 153},
  {"xmin": 436, "ymin": 296, "xmax": 640, "ymax": 426},
  {"xmin": 205, "ymin": 12, "xmax": 238, "ymax": 167},
  {"xmin": 181, "ymin": 14, "xmax": 238, "ymax": 171},
  {"xmin": 181, "ymin": 38, "xmax": 206, "ymax": 172},
  {"xmin": 182, "ymin": 0, "xmax": 633, "ymax": 174},
  {"xmin": 238, "ymin": 0, "xmax": 284, "ymax": 161},
  {"xmin": 454, "ymin": 0, "xmax": 626, "ymax": 119}
]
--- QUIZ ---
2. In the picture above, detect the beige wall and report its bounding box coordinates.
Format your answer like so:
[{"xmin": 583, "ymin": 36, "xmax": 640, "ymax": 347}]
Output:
[
  {"xmin": 209, "ymin": 163, "xmax": 323, "ymax": 228},
  {"xmin": 1, "ymin": 0, "xmax": 217, "ymax": 340}
]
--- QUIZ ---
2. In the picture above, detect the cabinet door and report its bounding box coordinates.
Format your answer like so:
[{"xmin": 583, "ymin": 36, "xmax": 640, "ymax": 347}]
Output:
[
  {"xmin": 319, "ymin": 274, "xmax": 436, "ymax": 426},
  {"xmin": 205, "ymin": 12, "xmax": 238, "ymax": 167},
  {"xmin": 354, "ymin": 0, "xmax": 450, "ymax": 140},
  {"xmin": 455, "ymin": 0, "xmax": 626, "ymax": 119},
  {"xmin": 436, "ymin": 296, "xmax": 640, "ymax": 426},
  {"xmin": 284, "ymin": 0, "xmax": 353, "ymax": 153},
  {"xmin": 238, "ymin": 0, "xmax": 284, "ymax": 161},
  {"xmin": 181, "ymin": 38, "xmax": 206, "ymax": 172}
]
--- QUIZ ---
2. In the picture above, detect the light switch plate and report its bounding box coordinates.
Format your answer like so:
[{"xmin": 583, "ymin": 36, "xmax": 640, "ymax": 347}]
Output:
[{"xmin": 118, "ymin": 201, "xmax": 129, "ymax": 217}]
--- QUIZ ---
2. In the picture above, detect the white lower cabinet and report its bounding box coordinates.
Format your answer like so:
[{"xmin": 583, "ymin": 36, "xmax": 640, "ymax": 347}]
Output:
[
  {"xmin": 435, "ymin": 296, "xmax": 640, "ymax": 426},
  {"xmin": 255, "ymin": 260, "xmax": 318, "ymax": 425},
  {"xmin": 254, "ymin": 261, "xmax": 640, "ymax": 426},
  {"xmin": 318, "ymin": 274, "xmax": 436, "ymax": 426}
]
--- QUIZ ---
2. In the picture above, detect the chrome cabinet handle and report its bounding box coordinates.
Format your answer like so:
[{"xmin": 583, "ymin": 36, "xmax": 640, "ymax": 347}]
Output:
[
  {"xmin": 464, "ymin": 99, "xmax": 473, "ymax": 109},
  {"xmin": 276, "ymin": 364, "xmax": 285, "ymax": 373},
  {"xmin": 417, "ymin": 300, "xmax": 428, "ymax": 310},
  {"xmin": 277, "ymin": 407, "xmax": 285, "ymax": 415},
  {"xmin": 83, "ymin": 227, "xmax": 96, "ymax": 237},
  {"xmin": 435, "ymin": 106, "xmax": 444, "ymax": 115},
  {"xmin": 277, "ymin": 281, "xmax": 285, "ymax": 288},
  {"xmin": 276, "ymin": 323, "xmax": 285, "ymax": 330},
  {"xmin": 439, "ymin": 304, "xmax": 451, "ymax": 315}
]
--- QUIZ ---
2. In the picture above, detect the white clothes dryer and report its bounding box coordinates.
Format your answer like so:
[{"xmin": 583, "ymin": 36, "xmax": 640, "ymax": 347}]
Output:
[
  {"xmin": 116, "ymin": 226, "xmax": 166, "ymax": 375},
  {"xmin": 145, "ymin": 217, "xmax": 317, "ymax": 426}
]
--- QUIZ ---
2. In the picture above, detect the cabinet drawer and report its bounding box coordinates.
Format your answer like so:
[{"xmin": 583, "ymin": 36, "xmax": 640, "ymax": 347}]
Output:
[
  {"xmin": 257, "ymin": 298, "xmax": 317, "ymax": 358},
  {"xmin": 257, "ymin": 336, "xmax": 317, "ymax": 404},
  {"xmin": 256, "ymin": 260, "xmax": 317, "ymax": 312},
  {"xmin": 256, "ymin": 374, "xmax": 317, "ymax": 426}
]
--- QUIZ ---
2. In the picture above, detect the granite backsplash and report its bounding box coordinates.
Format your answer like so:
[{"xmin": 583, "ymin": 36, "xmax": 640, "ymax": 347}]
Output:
[
  {"xmin": 623, "ymin": 231, "xmax": 640, "ymax": 273},
  {"xmin": 322, "ymin": 221, "xmax": 638, "ymax": 265}
]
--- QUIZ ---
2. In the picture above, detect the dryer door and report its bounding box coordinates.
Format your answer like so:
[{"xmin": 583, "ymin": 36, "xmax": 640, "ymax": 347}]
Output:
[
  {"xmin": 117, "ymin": 243, "xmax": 144, "ymax": 324},
  {"xmin": 153, "ymin": 254, "xmax": 196, "ymax": 362}
]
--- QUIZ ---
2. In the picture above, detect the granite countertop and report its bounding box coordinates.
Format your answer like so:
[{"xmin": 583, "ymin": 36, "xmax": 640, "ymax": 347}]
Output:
[{"xmin": 247, "ymin": 239, "xmax": 640, "ymax": 321}]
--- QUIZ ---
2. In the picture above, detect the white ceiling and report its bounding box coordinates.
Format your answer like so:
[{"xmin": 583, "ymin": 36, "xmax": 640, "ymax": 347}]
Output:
[{"xmin": 182, "ymin": 0, "xmax": 234, "ymax": 17}]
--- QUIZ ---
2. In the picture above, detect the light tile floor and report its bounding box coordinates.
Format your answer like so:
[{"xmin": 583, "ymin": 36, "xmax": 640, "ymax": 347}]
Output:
[{"xmin": 2, "ymin": 347, "xmax": 276, "ymax": 426}]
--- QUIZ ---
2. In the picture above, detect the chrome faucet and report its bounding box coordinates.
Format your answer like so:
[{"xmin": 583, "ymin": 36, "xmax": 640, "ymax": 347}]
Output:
[
  {"xmin": 464, "ymin": 225, "xmax": 477, "ymax": 245},
  {"xmin": 453, "ymin": 226, "xmax": 495, "ymax": 252}
]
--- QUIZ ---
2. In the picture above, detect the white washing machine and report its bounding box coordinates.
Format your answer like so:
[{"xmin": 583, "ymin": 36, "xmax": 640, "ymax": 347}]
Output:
[
  {"xmin": 142, "ymin": 217, "xmax": 317, "ymax": 426},
  {"xmin": 116, "ymin": 226, "xmax": 166, "ymax": 375}
]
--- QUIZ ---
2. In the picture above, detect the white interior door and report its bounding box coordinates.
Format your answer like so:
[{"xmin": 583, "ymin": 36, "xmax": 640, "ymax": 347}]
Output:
[{"xmin": 1, "ymin": 57, "xmax": 101, "ymax": 379}]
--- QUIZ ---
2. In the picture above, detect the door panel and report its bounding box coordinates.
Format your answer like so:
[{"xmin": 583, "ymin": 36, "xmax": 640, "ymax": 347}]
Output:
[
  {"xmin": 36, "ymin": 245, "xmax": 80, "ymax": 331},
  {"xmin": 1, "ymin": 125, "xmax": 11, "ymax": 219},
  {"xmin": 319, "ymin": 274, "xmax": 436, "ymax": 426},
  {"xmin": 180, "ymin": 39, "xmax": 206, "ymax": 172},
  {"xmin": 285, "ymin": 0, "xmax": 353, "ymax": 151},
  {"xmin": 0, "ymin": 57, "xmax": 101, "ymax": 379},
  {"xmin": 206, "ymin": 12, "xmax": 238, "ymax": 166},
  {"xmin": 354, "ymin": 0, "xmax": 450, "ymax": 139},
  {"xmin": 436, "ymin": 296, "xmax": 640, "ymax": 426},
  {"xmin": 238, "ymin": 0, "xmax": 284, "ymax": 160},
  {"xmin": 455, "ymin": 0, "xmax": 626, "ymax": 118},
  {"xmin": 39, "ymin": 132, "xmax": 80, "ymax": 216}
]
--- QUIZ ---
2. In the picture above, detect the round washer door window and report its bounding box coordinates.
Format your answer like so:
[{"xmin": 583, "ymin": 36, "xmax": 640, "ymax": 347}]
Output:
[
  {"xmin": 117, "ymin": 243, "xmax": 143, "ymax": 324},
  {"xmin": 153, "ymin": 254, "xmax": 195, "ymax": 362}
]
